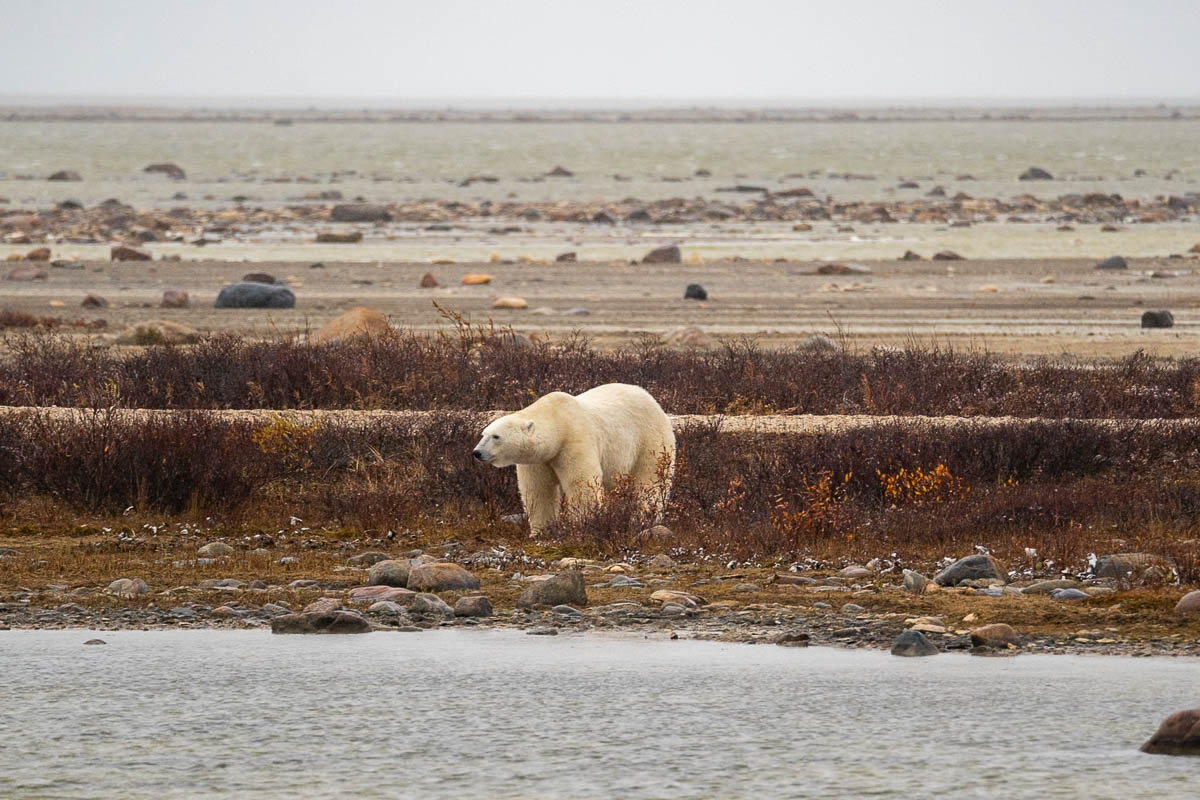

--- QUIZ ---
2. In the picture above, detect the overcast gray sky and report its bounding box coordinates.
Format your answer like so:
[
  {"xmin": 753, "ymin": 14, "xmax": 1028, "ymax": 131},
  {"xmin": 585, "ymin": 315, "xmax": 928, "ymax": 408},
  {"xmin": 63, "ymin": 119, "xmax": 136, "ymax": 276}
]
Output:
[{"xmin": 2, "ymin": 0, "xmax": 1198, "ymax": 105}]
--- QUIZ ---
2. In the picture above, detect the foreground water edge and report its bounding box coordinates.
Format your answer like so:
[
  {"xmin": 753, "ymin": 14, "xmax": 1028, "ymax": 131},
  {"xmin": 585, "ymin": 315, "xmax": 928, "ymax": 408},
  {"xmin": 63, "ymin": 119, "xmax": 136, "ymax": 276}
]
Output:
[{"xmin": 1, "ymin": 629, "xmax": 1196, "ymax": 799}]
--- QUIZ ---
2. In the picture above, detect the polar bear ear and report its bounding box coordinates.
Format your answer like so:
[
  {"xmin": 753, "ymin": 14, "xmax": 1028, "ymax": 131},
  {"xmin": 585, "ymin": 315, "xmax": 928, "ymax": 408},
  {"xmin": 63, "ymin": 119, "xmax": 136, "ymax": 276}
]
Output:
[{"xmin": 523, "ymin": 420, "xmax": 535, "ymax": 432}]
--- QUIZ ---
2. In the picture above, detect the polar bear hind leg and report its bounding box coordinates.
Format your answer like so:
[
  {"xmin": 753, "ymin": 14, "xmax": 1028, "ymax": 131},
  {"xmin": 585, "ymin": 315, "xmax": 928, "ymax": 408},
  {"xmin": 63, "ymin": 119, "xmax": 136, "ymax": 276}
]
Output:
[{"xmin": 632, "ymin": 445, "xmax": 675, "ymax": 522}]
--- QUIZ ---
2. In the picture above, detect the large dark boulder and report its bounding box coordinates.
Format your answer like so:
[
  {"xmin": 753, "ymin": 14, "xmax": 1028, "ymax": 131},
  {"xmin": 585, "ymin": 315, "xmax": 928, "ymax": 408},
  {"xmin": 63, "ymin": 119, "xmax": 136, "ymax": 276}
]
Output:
[
  {"xmin": 684, "ymin": 284, "xmax": 708, "ymax": 300},
  {"xmin": 517, "ymin": 570, "xmax": 587, "ymax": 609},
  {"xmin": 270, "ymin": 610, "xmax": 371, "ymax": 634},
  {"xmin": 1095, "ymin": 255, "xmax": 1127, "ymax": 270},
  {"xmin": 329, "ymin": 203, "xmax": 392, "ymax": 222},
  {"xmin": 1018, "ymin": 167, "xmax": 1053, "ymax": 181},
  {"xmin": 1141, "ymin": 708, "xmax": 1200, "ymax": 755},
  {"xmin": 1141, "ymin": 310, "xmax": 1174, "ymax": 329},
  {"xmin": 215, "ymin": 282, "xmax": 295, "ymax": 309}
]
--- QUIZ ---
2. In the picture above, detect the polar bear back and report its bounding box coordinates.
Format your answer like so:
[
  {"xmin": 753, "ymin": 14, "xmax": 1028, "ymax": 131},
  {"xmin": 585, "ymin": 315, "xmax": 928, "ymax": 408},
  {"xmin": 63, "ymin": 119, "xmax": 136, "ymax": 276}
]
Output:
[{"xmin": 573, "ymin": 383, "xmax": 674, "ymax": 479}]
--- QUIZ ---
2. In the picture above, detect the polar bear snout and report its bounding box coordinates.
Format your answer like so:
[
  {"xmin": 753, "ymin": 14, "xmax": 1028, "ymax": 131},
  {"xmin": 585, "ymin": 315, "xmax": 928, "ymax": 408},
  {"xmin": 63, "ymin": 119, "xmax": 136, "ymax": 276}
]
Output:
[{"xmin": 473, "ymin": 448, "xmax": 485, "ymax": 461}]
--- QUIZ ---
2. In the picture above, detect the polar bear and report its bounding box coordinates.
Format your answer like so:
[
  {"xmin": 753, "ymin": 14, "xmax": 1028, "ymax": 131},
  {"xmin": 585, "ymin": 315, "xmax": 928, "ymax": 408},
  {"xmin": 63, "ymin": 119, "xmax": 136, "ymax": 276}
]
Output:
[{"xmin": 473, "ymin": 383, "xmax": 675, "ymax": 535}]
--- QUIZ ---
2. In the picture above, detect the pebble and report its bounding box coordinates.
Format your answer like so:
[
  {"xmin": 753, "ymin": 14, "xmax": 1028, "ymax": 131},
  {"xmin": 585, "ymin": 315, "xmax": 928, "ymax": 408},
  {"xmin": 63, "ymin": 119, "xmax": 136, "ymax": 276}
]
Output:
[
  {"xmin": 527, "ymin": 626, "xmax": 559, "ymax": 636},
  {"xmin": 83, "ymin": 639, "xmax": 107, "ymax": 646},
  {"xmin": 841, "ymin": 603, "xmax": 866, "ymax": 615},
  {"xmin": 1051, "ymin": 588, "xmax": 1090, "ymax": 601},
  {"xmin": 551, "ymin": 605, "xmax": 582, "ymax": 616},
  {"xmin": 197, "ymin": 542, "xmax": 234, "ymax": 558}
]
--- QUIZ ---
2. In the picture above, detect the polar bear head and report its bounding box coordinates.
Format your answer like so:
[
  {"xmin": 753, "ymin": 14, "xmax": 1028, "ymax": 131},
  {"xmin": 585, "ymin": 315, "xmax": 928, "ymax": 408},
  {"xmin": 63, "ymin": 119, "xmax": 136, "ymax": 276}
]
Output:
[{"xmin": 473, "ymin": 412, "xmax": 542, "ymax": 467}]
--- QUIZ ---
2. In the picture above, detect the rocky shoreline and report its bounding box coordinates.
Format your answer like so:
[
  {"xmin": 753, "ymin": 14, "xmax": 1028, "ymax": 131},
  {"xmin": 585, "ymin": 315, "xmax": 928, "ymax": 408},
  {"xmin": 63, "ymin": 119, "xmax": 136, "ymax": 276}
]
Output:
[{"xmin": 4, "ymin": 547, "xmax": 1199, "ymax": 659}]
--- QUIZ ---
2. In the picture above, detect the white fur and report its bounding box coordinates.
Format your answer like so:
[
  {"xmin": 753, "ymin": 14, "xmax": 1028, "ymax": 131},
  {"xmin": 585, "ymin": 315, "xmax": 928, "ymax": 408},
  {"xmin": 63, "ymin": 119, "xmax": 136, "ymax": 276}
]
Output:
[{"xmin": 473, "ymin": 383, "xmax": 675, "ymax": 535}]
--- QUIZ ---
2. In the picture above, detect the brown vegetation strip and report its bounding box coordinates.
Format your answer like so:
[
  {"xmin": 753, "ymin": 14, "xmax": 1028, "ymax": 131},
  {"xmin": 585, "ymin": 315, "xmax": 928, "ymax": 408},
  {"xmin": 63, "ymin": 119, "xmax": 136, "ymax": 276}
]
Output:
[
  {"xmin": 5, "ymin": 331, "xmax": 1200, "ymax": 418},
  {"xmin": 0, "ymin": 406, "xmax": 1198, "ymax": 583}
]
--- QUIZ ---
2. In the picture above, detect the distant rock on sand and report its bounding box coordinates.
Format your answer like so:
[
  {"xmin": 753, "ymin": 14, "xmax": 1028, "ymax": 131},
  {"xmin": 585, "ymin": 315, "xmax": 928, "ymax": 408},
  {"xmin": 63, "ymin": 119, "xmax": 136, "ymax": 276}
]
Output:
[
  {"xmin": 161, "ymin": 288, "xmax": 190, "ymax": 308},
  {"xmin": 642, "ymin": 244, "xmax": 681, "ymax": 264},
  {"xmin": 110, "ymin": 244, "xmax": 152, "ymax": 261},
  {"xmin": 214, "ymin": 282, "xmax": 296, "ymax": 309},
  {"xmin": 309, "ymin": 307, "xmax": 391, "ymax": 344},
  {"xmin": 143, "ymin": 163, "xmax": 186, "ymax": 180},
  {"xmin": 47, "ymin": 170, "xmax": 82, "ymax": 182},
  {"xmin": 1018, "ymin": 166, "xmax": 1053, "ymax": 181},
  {"xmin": 1141, "ymin": 310, "xmax": 1174, "ymax": 329},
  {"xmin": 1095, "ymin": 255, "xmax": 1128, "ymax": 270},
  {"xmin": 116, "ymin": 320, "xmax": 201, "ymax": 345},
  {"xmin": 329, "ymin": 203, "xmax": 392, "ymax": 222}
]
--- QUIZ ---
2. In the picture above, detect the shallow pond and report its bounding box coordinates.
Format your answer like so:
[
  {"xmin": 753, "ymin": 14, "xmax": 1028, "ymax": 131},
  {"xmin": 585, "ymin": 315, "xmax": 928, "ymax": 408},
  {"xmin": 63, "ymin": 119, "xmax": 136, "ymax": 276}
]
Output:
[{"xmin": 1, "ymin": 629, "xmax": 1195, "ymax": 799}]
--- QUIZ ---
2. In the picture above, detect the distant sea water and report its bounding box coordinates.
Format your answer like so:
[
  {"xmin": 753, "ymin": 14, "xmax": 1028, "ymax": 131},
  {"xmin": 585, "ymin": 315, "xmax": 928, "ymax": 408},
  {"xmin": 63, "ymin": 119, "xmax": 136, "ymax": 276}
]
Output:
[{"xmin": 1, "ymin": 118, "xmax": 1198, "ymax": 209}]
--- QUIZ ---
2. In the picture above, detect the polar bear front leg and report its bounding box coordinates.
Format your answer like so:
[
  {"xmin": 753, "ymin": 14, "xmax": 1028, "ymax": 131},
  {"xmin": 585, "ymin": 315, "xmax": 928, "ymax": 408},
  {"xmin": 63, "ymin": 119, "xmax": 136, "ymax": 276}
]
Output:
[
  {"xmin": 555, "ymin": 452, "xmax": 605, "ymax": 520},
  {"xmin": 517, "ymin": 463, "xmax": 562, "ymax": 536}
]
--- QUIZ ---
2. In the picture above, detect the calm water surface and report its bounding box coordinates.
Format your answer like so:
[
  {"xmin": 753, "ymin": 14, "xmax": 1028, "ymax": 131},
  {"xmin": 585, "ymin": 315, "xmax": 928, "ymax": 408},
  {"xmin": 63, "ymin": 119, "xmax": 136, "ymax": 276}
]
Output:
[{"xmin": 1, "ymin": 629, "xmax": 1196, "ymax": 799}]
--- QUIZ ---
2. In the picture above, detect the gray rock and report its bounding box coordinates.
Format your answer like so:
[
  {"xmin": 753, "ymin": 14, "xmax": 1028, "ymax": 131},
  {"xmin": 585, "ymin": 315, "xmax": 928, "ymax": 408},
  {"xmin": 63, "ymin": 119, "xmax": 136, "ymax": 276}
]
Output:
[
  {"xmin": 454, "ymin": 596, "xmax": 493, "ymax": 617},
  {"xmin": 841, "ymin": 603, "xmax": 866, "ymax": 615},
  {"xmin": 527, "ymin": 625, "xmax": 559, "ymax": 636},
  {"xmin": 330, "ymin": 203, "xmax": 392, "ymax": 222},
  {"xmin": 902, "ymin": 570, "xmax": 928, "ymax": 594},
  {"xmin": 517, "ymin": 570, "xmax": 588, "ymax": 609},
  {"xmin": 891, "ymin": 630, "xmax": 939, "ymax": 657},
  {"xmin": 367, "ymin": 601, "xmax": 408, "ymax": 616},
  {"xmin": 647, "ymin": 554, "xmax": 676, "ymax": 571},
  {"xmin": 605, "ymin": 575, "xmax": 644, "ymax": 588},
  {"xmin": 732, "ymin": 582, "xmax": 760, "ymax": 593},
  {"xmin": 1176, "ymin": 591, "xmax": 1200, "ymax": 616},
  {"xmin": 1050, "ymin": 588, "xmax": 1089, "ymax": 600},
  {"xmin": 1095, "ymin": 255, "xmax": 1128, "ymax": 270},
  {"xmin": 83, "ymin": 639, "xmax": 107, "ymax": 645},
  {"xmin": 215, "ymin": 282, "xmax": 295, "ymax": 309},
  {"xmin": 551, "ymin": 604, "xmax": 582, "ymax": 616},
  {"xmin": 197, "ymin": 542, "xmax": 234, "ymax": 557},
  {"xmin": 1022, "ymin": 579, "xmax": 1080, "ymax": 595},
  {"xmin": 367, "ymin": 559, "xmax": 411, "ymax": 588},
  {"xmin": 347, "ymin": 551, "xmax": 390, "ymax": 567},
  {"xmin": 562, "ymin": 306, "xmax": 591, "ymax": 316},
  {"xmin": 1141, "ymin": 310, "xmax": 1175, "ymax": 328},
  {"xmin": 1094, "ymin": 552, "xmax": 1173, "ymax": 585},
  {"xmin": 684, "ymin": 284, "xmax": 708, "ymax": 301},
  {"xmin": 409, "ymin": 592, "xmax": 455, "ymax": 618},
  {"xmin": 302, "ymin": 598, "xmax": 342, "ymax": 614},
  {"xmin": 406, "ymin": 562, "xmax": 480, "ymax": 592},
  {"xmin": 270, "ymin": 610, "xmax": 371, "ymax": 634},
  {"xmin": 933, "ymin": 554, "xmax": 1004, "ymax": 586},
  {"xmin": 106, "ymin": 578, "xmax": 149, "ymax": 597}
]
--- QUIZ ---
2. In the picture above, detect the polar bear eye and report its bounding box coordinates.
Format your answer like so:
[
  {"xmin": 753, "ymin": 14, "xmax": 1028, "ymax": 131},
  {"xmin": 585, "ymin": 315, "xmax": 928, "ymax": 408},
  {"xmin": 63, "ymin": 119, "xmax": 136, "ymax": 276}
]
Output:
[{"xmin": 492, "ymin": 434, "xmax": 500, "ymax": 440}]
